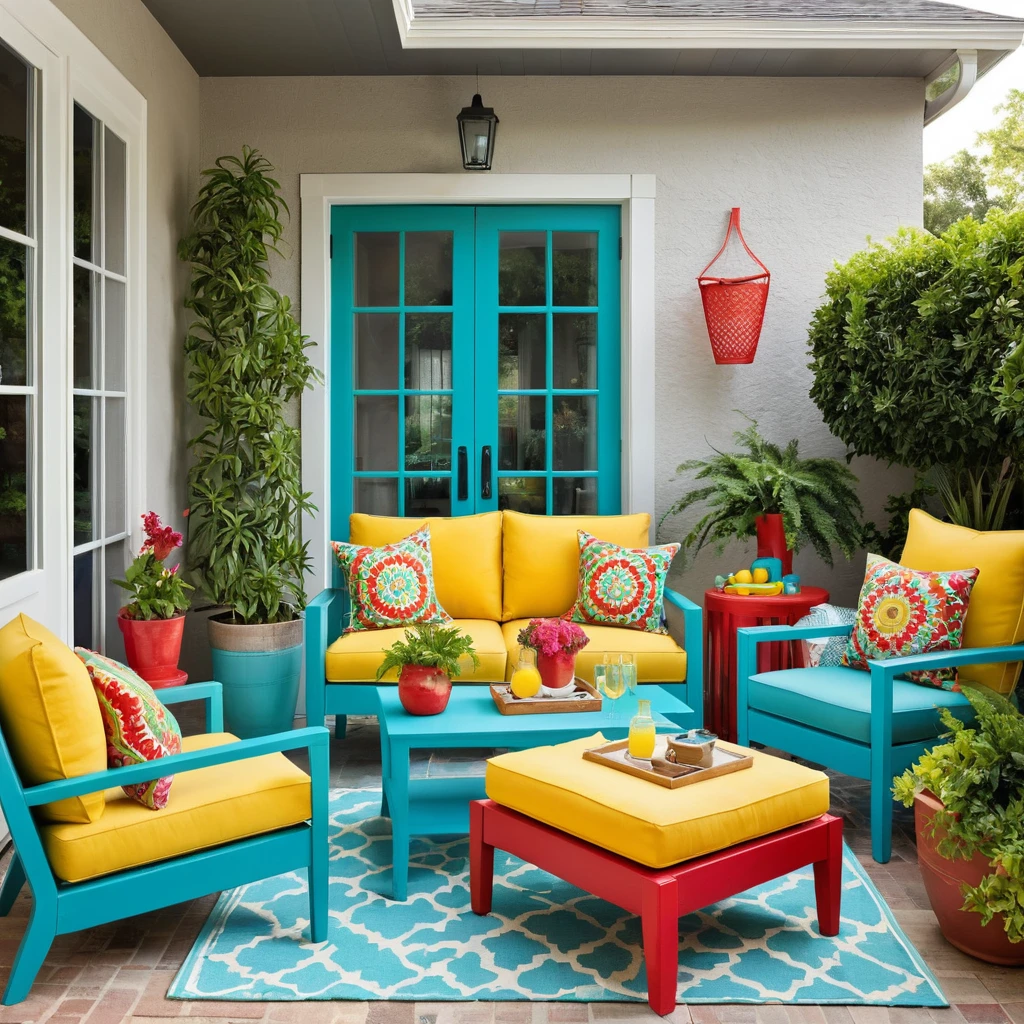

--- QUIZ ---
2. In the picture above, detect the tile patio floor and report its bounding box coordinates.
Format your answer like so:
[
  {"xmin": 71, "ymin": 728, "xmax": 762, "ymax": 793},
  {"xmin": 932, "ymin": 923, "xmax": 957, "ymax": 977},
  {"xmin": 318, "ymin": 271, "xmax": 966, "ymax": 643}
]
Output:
[{"xmin": 0, "ymin": 713, "xmax": 1021, "ymax": 1024}]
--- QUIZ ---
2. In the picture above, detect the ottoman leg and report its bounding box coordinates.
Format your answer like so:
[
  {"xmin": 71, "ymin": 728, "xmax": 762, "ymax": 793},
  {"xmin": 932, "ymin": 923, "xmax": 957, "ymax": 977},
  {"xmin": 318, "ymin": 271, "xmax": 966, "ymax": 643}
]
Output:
[
  {"xmin": 813, "ymin": 815, "xmax": 843, "ymax": 937},
  {"xmin": 641, "ymin": 877, "xmax": 679, "ymax": 1017},
  {"xmin": 470, "ymin": 801, "xmax": 495, "ymax": 916}
]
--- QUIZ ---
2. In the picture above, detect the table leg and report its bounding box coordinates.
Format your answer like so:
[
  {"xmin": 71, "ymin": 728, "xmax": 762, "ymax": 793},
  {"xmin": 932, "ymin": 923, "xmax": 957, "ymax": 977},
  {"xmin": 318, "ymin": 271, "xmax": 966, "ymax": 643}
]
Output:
[
  {"xmin": 813, "ymin": 815, "xmax": 843, "ymax": 936},
  {"xmin": 469, "ymin": 800, "xmax": 495, "ymax": 916},
  {"xmin": 388, "ymin": 742, "xmax": 411, "ymax": 901},
  {"xmin": 641, "ymin": 876, "xmax": 679, "ymax": 1016}
]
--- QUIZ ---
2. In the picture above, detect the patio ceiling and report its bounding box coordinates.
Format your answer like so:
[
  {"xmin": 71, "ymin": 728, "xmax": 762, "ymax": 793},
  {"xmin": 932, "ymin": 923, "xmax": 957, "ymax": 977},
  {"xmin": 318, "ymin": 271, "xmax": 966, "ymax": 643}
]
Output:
[{"xmin": 139, "ymin": 0, "xmax": 1024, "ymax": 79}]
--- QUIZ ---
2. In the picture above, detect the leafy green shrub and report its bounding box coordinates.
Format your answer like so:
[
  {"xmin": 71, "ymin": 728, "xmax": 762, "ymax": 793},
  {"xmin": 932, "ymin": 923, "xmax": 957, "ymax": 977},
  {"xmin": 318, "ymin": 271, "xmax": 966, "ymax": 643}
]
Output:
[
  {"xmin": 375, "ymin": 624, "xmax": 481, "ymax": 681},
  {"xmin": 893, "ymin": 687, "xmax": 1024, "ymax": 943}
]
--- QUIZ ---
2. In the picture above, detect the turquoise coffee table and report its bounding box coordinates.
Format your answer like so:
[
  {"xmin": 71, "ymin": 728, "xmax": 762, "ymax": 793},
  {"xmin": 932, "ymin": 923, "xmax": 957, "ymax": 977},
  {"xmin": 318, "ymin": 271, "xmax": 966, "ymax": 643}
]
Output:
[{"xmin": 376, "ymin": 684, "xmax": 694, "ymax": 900}]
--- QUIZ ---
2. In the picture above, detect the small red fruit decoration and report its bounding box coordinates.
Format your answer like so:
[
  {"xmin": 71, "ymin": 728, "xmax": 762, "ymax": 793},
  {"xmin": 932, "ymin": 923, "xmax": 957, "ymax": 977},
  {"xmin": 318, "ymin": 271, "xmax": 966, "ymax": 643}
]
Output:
[{"xmin": 698, "ymin": 207, "xmax": 770, "ymax": 365}]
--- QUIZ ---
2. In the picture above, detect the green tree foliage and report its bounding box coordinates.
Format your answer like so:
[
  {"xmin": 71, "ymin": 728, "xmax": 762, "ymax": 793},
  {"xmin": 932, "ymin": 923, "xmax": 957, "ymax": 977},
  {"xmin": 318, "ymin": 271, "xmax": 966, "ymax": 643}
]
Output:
[
  {"xmin": 923, "ymin": 149, "xmax": 993, "ymax": 236},
  {"xmin": 979, "ymin": 89, "xmax": 1024, "ymax": 211}
]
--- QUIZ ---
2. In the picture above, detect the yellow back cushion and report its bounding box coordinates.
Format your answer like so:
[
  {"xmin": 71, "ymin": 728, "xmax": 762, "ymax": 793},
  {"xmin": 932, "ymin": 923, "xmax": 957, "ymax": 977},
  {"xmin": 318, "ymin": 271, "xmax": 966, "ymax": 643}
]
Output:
[
  {"xmin": 348, "ymin": 513, "xmax": 502, "ymax": 621},
  {"xmin": 0, "ymin": 614, "xmax": 107, "ymax": 823},
  {"xmin": 900, "ymin": 509, "xmax": 1024, "ymax": 695},
  {"xmin": 502, "ymin": 511, "xmax": 651, "ymax": 620}
]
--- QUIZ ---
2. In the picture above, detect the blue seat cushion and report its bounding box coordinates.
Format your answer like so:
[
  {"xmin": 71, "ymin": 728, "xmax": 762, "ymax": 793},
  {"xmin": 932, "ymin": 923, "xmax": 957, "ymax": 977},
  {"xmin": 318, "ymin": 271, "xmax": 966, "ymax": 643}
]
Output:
[{"xmin": 747, "ymin": 666, "xmax": 972, "ymax": 745}]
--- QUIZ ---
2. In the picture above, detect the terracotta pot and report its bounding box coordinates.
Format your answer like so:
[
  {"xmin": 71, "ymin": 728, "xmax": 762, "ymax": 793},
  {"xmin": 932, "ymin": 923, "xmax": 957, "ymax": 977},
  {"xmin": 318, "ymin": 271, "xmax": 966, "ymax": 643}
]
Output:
[
  {"xmin": 755, "ymin": 513, "xmax": 793, "ymax": 576},
  {"xmin": 914, "ymin": 790, "xmax": 1024, "ymax": 966},
  {"xmin": 398, "ymin": 664, "xmax": 452, "ymax": 716},
  {"xmin": 117, "ymin": 611, "xmax": 187, "ymax": 688},
  {"xmin": 537, "ymin": 651, "xmax": 576, "ymax": 692}
]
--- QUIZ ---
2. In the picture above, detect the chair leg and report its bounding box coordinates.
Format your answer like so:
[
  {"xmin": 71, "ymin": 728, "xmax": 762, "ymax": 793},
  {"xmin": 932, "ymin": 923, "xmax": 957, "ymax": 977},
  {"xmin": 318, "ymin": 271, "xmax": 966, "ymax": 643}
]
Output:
[
  {"xmin": 334, "ymin": 715, "xmax": 347, "ymax": 740},
  {"xmin": 3, "ymin": 900, "xmax": 55, "ymax": 1005},
  {"xmin": 308, "ymin": 742, "xmax": 330, "ymax": 944},
  {"xmin": 641, "ymin": 877, "xmax": 679, "ymax": 1017},
  {"xmin": 870, "ymin": 752, "xmax": 894, "ymax": 864},
  {"xmin": 813, "ymin": 815, "xmax": 843, "ymax": 936},
  {"xmin": 0, "ymin": 854, "xmax": 25, "ymax": 916},
  {"xmin": 469, "ymin": 801, "xmax": 494, "ymax": 916}
]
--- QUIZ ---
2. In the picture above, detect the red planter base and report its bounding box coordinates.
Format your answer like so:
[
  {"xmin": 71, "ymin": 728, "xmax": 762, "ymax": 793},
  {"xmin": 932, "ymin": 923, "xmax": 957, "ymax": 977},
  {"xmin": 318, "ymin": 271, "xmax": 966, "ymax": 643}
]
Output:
[
  {"xmin": 117, "ymin": 612, "xmax": 187, "ymax": 688},
  {"xmin": 397, "ymin": 664, "xmax": 452, "ymax": 716}
]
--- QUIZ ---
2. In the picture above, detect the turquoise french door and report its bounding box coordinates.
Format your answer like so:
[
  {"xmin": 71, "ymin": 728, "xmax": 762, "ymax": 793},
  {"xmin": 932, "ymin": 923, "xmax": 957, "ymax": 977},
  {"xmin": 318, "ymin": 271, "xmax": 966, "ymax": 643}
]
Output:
[{"xmin": 330, "ymin": 204, "xmax": 621, "ymax": 533}]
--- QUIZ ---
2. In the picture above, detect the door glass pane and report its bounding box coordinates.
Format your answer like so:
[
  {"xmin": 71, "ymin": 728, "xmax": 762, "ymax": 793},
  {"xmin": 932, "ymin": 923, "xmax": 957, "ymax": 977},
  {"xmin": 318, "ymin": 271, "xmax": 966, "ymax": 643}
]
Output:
[
  {"xmin": 553, "ymin": 313, "xmax": 596, "ymax": 389},
  {"xmin": 105, "ymin": 398, "xmax": 126, "ymax": 536},
  {"xmin": 355, "ymin": 313, "xmax": 398, "ymax": 389},
  {"xmin": 498, "ymin": 476, "xmax": 545, "ymax": 515},
  {"xmin": 405, "ymin": 395, "xmax": 451, "ymax": 471},
  {"xmin": 553, "ymin": 232, "xmax": 598, "ymax": 306},
  {"xmin": 104, "ymin": 540, "xmax": 129, "ymax": 661},
  {"xmin": 354, "ymin": 396, "xmax": 397, "ymax": 471},
  {"xmin": 499, "ymin": 232, "xmax": 545, "ymax": 306},
  {"xmin": 0, "ymin": 238, "xmax": 28, "ymax": 386},
  {"xmin": 0, "ymin": 395, "xmax": 28, "ymax": 579},
  {"xmin": 405, "ymin": 232, "xmax": 453, "ymax": 306},
  {"xmin": 104, "ymin": 277, "xmax": 126, "ymax": 391},
  {"xmin": 405, "ymin": 313, "xmax": 452, "ymax": 389},
  {"xmin": 554, "ymin": 477, "xmax": 597, "ymax": 516},
  {"xmin": 498, "ymin": 395, "xmax": 546, "ymax": 471},
  {"xmin": 354, "ymin": 477, "xmax": 398, "ymax": 516},
  {"xmin": 355, "ymin": 232, "xmax": 398, "ymax": 306},
  {"xmin": 73, "ymin": 550, "xmax": 95, "ymax": 648},
  {"xmin": 0, "ymin": 43, "xmax": 29, "ymax": 236},
  {"xmin": 73, "ymin": 396, "xmax": 95, "ymax": 544},
  {"xmin": 73, "ymin": 104, "xmax": 95, "ymax": 262},
  {"xmin": 73, "ymin": 266, "xmax": 97, "ymax": 388},
  {"xmin": 499, "ymin": 314, "xmax": 545, "ymax": 390},
  {"xmin": 406, "ymin": 477, "xmax": 450, "ymax": 518},
  {"xmin": 103, "ymin": 128, "xmax": 127, "ymax": 275},
  {"xmin": 553, "ymin": 397, "xmax": 596, "ymax": 471}
]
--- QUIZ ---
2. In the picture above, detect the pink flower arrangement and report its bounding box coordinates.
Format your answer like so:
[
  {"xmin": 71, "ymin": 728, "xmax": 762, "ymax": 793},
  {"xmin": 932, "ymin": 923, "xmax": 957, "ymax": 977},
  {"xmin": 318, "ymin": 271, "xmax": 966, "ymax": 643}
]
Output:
[
  {"xmin": 114, "ymin": 512, "xmax": 193, "ymax": 621},
  {"xmin": 140, "ymin": 511, "xmax": 184, "ymax": 562},
  {"xmin": 517, "ymin": 618, "xmax": 590, "ymax": 658}
]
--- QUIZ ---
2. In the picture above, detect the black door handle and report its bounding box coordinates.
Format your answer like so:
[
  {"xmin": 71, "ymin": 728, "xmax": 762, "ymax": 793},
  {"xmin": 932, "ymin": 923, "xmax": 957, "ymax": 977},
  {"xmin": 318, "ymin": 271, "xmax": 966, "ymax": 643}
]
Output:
[
  {"xmin": 480, "ymin": 446, "xmax": 492, "ymax": 500},
  {"xmin": 457, "ymin": 446, "xmax": 468, "ymax": 502}
]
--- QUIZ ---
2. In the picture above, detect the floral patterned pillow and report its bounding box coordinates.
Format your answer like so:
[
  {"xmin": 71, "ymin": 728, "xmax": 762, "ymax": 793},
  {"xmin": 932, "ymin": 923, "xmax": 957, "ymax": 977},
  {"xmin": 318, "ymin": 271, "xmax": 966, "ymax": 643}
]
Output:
[
  {"xmin": 331, "ymin": 525, "xmax": 451, "ymax": 632},
  {"xmin": 842, "ymin": 554, "xmax": 979, "ymax": 690},
  {"xmin": 74, "ymin": 648, "xmax": 182, "ymax": 809},
  {"xmin": 565, "ymin": 530, "xmax": 680, "ymax": 633}
]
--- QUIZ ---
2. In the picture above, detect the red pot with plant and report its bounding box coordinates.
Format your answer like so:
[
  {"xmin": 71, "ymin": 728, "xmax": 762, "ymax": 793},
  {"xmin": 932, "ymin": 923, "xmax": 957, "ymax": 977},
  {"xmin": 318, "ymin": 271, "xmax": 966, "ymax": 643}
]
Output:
[
  {"xmin": 114, "ymin": 512, "xmax": 193, "ymax": 688},
  {"xmin": 517, "ymin": 618, "xmax": 590, "ymax": 695}
]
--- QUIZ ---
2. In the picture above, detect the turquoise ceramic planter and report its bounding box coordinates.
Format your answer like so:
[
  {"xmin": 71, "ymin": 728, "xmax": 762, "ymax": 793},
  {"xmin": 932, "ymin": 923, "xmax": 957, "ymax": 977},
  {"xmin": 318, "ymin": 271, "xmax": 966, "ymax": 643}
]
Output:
[{"xmin": 210, "ymin": 645, "xmax": 302, "ymax": 738}]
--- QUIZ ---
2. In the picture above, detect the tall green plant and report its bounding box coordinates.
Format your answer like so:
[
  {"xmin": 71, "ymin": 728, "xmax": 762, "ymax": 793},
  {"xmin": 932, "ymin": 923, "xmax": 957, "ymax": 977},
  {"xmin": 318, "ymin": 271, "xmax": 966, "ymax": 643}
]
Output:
[{"xmin": 180, "ymin": 148, "xmax": 322, "ymax": 624}]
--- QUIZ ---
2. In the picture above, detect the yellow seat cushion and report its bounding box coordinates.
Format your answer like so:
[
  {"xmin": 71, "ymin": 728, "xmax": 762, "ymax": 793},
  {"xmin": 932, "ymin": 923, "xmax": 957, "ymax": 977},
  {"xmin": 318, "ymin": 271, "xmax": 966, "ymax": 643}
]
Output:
[
  {"xmin": 501, "ymin": 620, "xmax": 686, "ymax": 683},
  {"xmin": 40, "ymin": 733, "xmax": 311, "ymax": 883},
  {"xmin": 349, "ymin": 513, "xmax": 502, "ymax": 621},
  {"xmin": 900, "ymin": 509, "xmax": 1024, "ymax": 695},
  {"xmin": 486, "ymin": 734, "xmax": 829, "ymax": 869},
  {"xmin": 326, "ymin": 619, "xmax": 506, "ymax": 683},
  {"xmin": 0, "ymin": 614, "xmax": 106, "ymax": 824},
  {"xmin": 501, "ymin": 512, "xmax": 651, "ymax": 620}
]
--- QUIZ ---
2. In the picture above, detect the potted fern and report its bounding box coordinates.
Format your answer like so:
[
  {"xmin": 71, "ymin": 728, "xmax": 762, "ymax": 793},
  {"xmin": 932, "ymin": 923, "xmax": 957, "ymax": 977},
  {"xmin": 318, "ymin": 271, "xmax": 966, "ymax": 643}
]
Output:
[
  {"xmin": 661, "ymin": 418, "xmax": 863, "ymax": 571},
  {"xmin": 180, "ymin": 148, "xmax": 322, "ymax": 738},
  {"xmin": 376, "ymin": 624, "xmax": 480, "ymax": 716}
]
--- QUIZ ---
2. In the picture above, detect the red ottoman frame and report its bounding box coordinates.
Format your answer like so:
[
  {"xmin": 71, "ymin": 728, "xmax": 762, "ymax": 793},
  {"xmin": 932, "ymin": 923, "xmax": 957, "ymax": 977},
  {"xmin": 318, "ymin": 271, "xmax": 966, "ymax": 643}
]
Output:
[{"xmin": 469, "ymin": 800, "xmax": 842, "ymax": 1015}]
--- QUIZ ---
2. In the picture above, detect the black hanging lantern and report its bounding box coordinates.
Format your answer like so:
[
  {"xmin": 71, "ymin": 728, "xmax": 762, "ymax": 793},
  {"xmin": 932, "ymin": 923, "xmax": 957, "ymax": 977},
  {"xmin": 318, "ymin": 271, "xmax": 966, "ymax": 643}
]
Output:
[{"xmin": 457, "ymin": 93, "xmax": 498, "ymax": 171}]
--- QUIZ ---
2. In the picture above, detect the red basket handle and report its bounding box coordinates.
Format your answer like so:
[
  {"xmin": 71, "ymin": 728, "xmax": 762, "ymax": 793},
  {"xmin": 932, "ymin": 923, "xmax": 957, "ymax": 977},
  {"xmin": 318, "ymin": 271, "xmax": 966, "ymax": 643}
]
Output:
[{"xmin": 698, "ymin": 207, "xmax": 770, "ymax": 283}]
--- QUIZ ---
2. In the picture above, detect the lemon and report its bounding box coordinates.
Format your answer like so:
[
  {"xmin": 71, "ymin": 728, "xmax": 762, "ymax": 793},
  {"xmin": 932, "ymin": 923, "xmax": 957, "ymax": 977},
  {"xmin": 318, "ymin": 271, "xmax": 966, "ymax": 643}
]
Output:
[
  {"xmin": 733, "ymin": 586, "xmax": 751, "ymax": 596},
  {"xmin": 752, "ymin": 568, "xmax": 769, "ymax": 584},
  {"xmin": 734, "ymin": 569, "xmax": 753, "ymax": 584}
]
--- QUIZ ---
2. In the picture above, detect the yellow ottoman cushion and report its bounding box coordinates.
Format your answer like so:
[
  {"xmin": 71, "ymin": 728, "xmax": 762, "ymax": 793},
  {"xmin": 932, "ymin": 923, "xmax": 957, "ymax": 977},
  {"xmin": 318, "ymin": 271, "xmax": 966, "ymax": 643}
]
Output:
[{"xmin": 485, "ymin": 734, "xmax": 829, "ymax": 869}]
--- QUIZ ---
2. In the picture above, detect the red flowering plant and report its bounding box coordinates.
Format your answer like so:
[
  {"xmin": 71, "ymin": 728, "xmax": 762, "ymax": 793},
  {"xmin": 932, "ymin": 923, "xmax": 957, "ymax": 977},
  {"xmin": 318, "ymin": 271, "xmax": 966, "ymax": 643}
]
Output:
[
  {"xmin": 516, "ymin": 618, "xmax": 590, "ymax": 658},
  {"xmin": 113, "ymin": 512, "xmax": 194, "ymax": 620}
]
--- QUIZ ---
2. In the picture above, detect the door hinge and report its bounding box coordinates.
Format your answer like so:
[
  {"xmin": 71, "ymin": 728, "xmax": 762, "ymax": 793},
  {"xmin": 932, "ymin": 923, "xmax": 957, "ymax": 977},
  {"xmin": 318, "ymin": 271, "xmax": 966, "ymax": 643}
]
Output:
[
  {"xmin": 618, "ymin": 236, "xmax": 622, "ymax": 260},
  {"xmin": 329, "ymin": 234, "xmax": 333, "ymax": 259}
]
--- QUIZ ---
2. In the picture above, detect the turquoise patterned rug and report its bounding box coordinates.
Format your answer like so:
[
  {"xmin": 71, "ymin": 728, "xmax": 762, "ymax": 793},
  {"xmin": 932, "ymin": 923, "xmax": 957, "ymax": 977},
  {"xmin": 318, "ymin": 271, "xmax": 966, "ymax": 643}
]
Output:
[{"xmin": 169, "ymin": 789, "xmax": 946, "ymax": 1006}]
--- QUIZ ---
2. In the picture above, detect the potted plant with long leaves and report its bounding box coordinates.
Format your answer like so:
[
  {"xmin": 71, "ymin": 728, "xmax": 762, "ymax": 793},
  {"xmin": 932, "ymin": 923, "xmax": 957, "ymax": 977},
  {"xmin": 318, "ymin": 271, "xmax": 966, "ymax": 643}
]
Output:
[
  {"xmin": 180, "ymin": 147, "xmax": 322, "ymax": 737},
  {"xmin": 660, "ymin": 417, "xmax": 863, "ymax": 572},
  {"xmin": 375, "ymin": 624, "xmax": 480, "ymax": 716},
  {"xmin": 894, "ymin": 687, "xmax": 1024, "ymax": 965}
]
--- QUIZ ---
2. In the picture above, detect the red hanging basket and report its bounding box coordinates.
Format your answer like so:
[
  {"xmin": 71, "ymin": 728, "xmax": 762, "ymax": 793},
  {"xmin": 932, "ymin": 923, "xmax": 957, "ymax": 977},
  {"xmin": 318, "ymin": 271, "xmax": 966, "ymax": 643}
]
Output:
[{"xmin": 698, "ymin": 207, "xmax": 770, "ymax": 365}]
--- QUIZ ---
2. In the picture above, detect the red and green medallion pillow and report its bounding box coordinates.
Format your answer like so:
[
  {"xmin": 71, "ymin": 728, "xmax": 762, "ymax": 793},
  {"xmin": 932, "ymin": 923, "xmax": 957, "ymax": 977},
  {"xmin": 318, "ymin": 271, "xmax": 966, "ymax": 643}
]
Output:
[
  {"xmin": 331, "ymin": 524, "xmax": 451, "ymax": 632},
  {"xmin": 842, "ymin": 554, "xmax": 980, "ymax": 690},
  {"xmin": 73, "ymin": 648, "xmax": 182, "ymax": 809},
  {"xmin": 564, "ymin": 530, "xmax": 681, "ymax": 633}
]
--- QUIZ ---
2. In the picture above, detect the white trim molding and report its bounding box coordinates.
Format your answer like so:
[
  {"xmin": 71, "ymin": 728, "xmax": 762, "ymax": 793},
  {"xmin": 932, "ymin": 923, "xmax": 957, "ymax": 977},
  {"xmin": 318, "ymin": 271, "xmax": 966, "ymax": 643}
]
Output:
[
  {"xmin": 299, "ymin": 172, "xmax": 657, "ymax": 592},
  {"xmin": 924, "ymin": 49, "xmax": 979, "ymax": 126}
]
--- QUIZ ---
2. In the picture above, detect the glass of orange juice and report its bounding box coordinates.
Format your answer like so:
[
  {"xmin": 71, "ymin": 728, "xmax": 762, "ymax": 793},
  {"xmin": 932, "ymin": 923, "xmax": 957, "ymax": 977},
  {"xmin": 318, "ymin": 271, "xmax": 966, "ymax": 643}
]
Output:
[
  {"xmin": 628, "ymin": 699, "xmax": 657, "ymax": 760},
  {"xmin": 510, "ymin": 647, "xmax": 542, "ymax": 699}
]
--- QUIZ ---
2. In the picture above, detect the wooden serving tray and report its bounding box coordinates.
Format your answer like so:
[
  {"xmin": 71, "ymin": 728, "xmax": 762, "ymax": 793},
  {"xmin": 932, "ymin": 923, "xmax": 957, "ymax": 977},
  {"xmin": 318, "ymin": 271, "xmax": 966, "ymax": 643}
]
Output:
[
  {"xmin": 583, "ymin": 736, "xmax": 753, "ymax": 788},
  {"xmin": 490, "ymin": 677, "xmax": 602, "ymax": 715}
]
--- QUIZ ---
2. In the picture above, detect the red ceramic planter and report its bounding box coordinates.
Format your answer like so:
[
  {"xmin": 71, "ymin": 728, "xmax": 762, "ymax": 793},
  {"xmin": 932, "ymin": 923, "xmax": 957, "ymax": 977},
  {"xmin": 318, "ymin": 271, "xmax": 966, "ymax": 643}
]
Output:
[
  {"xmin": 117, "ymin": 611, "xmax": 187, "ymax": 688},
  {"xmin": 755, "ymin": 513, "xmax": 793, "ymax": 576},
  {"xmin": 537, "ymin": 651, "xmax": 576, "ymax": 691},
  {"xmin": 397, "ymin": 664, "xmax": 452, "ymax": 715}
]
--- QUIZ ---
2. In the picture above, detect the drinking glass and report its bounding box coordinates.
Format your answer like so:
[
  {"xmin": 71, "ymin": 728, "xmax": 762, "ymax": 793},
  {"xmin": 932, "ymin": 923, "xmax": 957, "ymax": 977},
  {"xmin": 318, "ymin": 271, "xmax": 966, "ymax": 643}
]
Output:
[
  {"xmin": 602, "ymin": 659, "xmax": 626, "ymax": 700},
  {"xmin": 619, "ymin": 652, "xmax": 637, "ymax": 695}
]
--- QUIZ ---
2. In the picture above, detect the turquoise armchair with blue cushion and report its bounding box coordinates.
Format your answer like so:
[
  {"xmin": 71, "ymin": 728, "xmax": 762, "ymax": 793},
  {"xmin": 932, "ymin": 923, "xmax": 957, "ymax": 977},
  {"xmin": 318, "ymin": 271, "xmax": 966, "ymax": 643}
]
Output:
[{"xmin": 736, "ymin": 623, "xmax": 1024, "ymax": 864}]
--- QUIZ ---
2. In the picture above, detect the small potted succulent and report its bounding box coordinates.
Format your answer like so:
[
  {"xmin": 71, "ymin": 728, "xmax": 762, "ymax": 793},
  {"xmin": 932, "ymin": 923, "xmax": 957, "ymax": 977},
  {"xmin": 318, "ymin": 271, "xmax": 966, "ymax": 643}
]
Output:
[
  {"xmin": 517, "ymin": 619, "xmax": 590, "ymax": 696},
  {"xmin": 113, "ymin": 512, "xmax": 193, "ymax": 687},
  {"xmin": 893, "ymin": 687, "xmax": 1024, "ymax": 965},
  {"xmin": 376, "ymin": 624, "xmax": 480, "ymax": 716}
]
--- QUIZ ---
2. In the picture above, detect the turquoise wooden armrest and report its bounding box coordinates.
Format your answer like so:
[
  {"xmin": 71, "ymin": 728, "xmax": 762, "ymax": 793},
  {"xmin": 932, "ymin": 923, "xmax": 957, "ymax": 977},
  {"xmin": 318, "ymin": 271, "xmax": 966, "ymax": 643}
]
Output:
[
  {"xmin": 156, "ymin": 681, "xmax": 224, "ymax": 733},
  {"xmin": 664, "ymin": 588, "xmax": 704, "ymax": 727},
  {"xmin": 305, "ymin": 588, "xmax": 349, "ymax": 729},
  {"xmin": 866, "ymin": 643, "xmax": 1024, "ymax": 677},
  {"xmin": 738, "ymin": 622, "xmax": 853, "ymax": 646},
  {"xmin": 664, "ymin": 588, "xmax": 701, "ymax": 615},
  {"xmin": 21, "ymin": 727, "xmax": 329, "ymax": 807}
]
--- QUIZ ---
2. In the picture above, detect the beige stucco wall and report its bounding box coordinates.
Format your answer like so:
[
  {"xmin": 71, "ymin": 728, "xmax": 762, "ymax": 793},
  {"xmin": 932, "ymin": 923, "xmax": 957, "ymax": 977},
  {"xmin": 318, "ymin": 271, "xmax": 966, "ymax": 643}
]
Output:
[{"xmin": 200, "ymin": 74, "xmax": 921, "ymax": 607}]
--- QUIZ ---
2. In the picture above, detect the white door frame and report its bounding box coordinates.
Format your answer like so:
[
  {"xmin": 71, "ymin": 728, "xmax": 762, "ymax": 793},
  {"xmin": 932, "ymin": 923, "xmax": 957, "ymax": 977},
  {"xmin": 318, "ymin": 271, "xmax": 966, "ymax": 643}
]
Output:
[{"xmin": 299, "ymin": 172, "xmax": 656, "ymax": 594}]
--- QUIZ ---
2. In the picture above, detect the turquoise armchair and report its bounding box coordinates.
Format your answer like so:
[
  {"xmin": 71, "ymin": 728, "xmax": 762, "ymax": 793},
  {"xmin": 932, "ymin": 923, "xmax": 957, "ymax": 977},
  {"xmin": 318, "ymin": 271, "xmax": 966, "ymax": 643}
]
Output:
[
  {"xmin": 0, "ymin": 681, "xmax": 330, "ymax": 1005},
  {"xmin": 736, "ymin": 623, "xmax": 1024, "ymax": 863}
]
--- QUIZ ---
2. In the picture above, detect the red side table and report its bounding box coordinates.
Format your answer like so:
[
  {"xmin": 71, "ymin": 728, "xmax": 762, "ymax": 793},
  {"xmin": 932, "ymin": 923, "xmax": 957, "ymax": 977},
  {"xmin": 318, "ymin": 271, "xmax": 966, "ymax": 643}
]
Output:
[{"xmin": 704, "ymin": 586, "xmax": 829, "ymax": 742}]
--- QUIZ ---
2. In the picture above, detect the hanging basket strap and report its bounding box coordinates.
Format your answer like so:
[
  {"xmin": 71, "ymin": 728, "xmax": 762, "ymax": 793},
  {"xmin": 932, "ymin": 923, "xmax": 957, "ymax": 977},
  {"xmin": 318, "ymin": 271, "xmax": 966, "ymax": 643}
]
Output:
[{"xmin": 698, "ymin": 207, "xmax": 770, "ymax": 284}]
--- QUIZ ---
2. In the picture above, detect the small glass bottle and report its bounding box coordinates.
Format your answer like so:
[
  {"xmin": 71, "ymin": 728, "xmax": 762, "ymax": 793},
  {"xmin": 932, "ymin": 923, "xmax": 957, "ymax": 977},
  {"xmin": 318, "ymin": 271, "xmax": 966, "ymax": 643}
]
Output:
[{"xmin": 628, "ymin": 698, "xmax": 656, "ymax": 760}]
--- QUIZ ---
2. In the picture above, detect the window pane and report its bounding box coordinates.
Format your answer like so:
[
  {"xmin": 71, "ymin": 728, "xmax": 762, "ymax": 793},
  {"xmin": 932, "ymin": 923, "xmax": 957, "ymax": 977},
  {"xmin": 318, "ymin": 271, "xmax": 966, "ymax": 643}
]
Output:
[
  {"xmin": 498, "ymin": 395, "xmax": 545, "ymax": 471},
  {"xmin": 354, "ymin": 477, "xmax": 397, "ymax": 516},
  {"xmin": 405, "ymin": 477, "xmax": 450, "ymax": 518},
  {"xmin": 405, "ymin": 395, "xmax": 451, "ymax": 471},
  {"xmin": 104, "ymin": 540, "xmax": 129, "ymax": 660},
  {"xmin": 499, "ymin": 314, "xmax": 545, "ymax": 390},
  {"xmin": 0, "ymin": 238, "xmax": 28, "ymax": 386},
  {"xmin": 105, "ymin": 398, "xmax": 126, "ymax": 537},
  {"xmin": 103, "ymin": 128, "xmax": 127, "ymax": 275},
  {"xmin": 553, "ymin": 477, "xmax": 597, "ymax": 516},
  {"xmin": 498, "ymin": 476, "xmax": 545, "ymax": 515},
  {"xmin": 0, "ymin": 395, "xmax": 28, "ymax": 580},
  {"xmin": 354, "ymin": 396, "xmax": 397, "ymax": 471},
  {"xmin": 553, "ymin": 313, "xmax": 596, "ymax": 389},
  {"xmin": 73, "ymin": 104, "xmax": 96, "ymax": 263},
  {"xmin": 553, "ymin": 232, "xmax": 598, "ymax": 306},
  {"xmin": 499, "ymin": 232, "xmax": 545, "ymax": 306},
  {"xmin": 553, "ymin": 397, "xmax": 596, "ymax": 471},
  {"xmin": 405, "ymin": 313, "xmax": 452, "ymax": 389},
  {"xmin": 355, "ymin": 313, "xmax": 397, "ymax": 389},
  {"xmin": 405, "ymin": 232, "xmax": 452, "ymax": 306},
  {"xmin": 104, "ymin": 277, "xmax": 125, "ymax": 391},
  {"xmin": 73, "ymin": 395, "xmax": 95, "ymax": 544},
  {"xmin": 73, "ymin": 550, "xmax": 95, "ymax": 649},
  {"xmin": 73, "ymin": 267, "xmax": 98, "ymax": 390},
  {"xmin": 0, "ymin": 43, "xmax": 29, "ymax": 236},
  {"xmin": 354, "ymin": 232, "xmax": 398, "ymax": 306}
]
